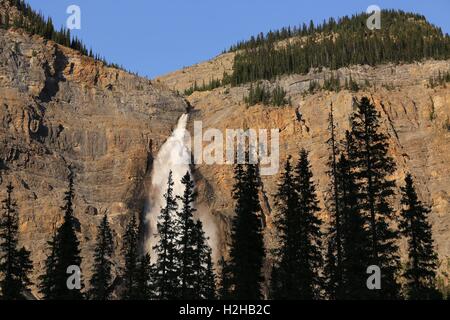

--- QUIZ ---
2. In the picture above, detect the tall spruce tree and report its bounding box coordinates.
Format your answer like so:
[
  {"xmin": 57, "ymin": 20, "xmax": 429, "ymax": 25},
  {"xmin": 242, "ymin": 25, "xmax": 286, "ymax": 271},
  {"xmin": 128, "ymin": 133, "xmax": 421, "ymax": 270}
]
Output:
[
  {"xmin": 270, "ymin": 156, "xmax": 304, "ymax": 299},
  {"xmin": 176, "ymin": 172, "xmax": 197, "ymax": 299},
  {"xmin": 153, "ymin": 171, "xmax": 179, "ymax": 299},
  {"xmin": 293, "ymin": 149, "xmax": 324, "ymax": 299},
  {"xmin": 89, "ymin": 214, "xmax": 114, "ymax": 300},
  {"xmin": 135, "ymin": 253, "xmax": 153, "ymax": 300},
  {"xmin": 229, "ymin": 162, "xmax": 265, "ymax": 300},
  {"xmin": 121, "ymin": 214, "xmax": 139, "ymax": 300},
  {"xmin": 217, "ymin": 256, "xmax": 232, "ymax": 300},
  {"xmin": 38, "ymin": 167, "xmax": 83, "ymax": 300},
  {"xmin": 38, "ymin": 230, "xmax": 58, "ymax": 299},
  {"xmin": 399, "ymin": 174, "xmax": 440, "ymax": 300},
  {"xmin": 324, "ymin": 104, "xmax": 344, "ymax": 299},
  {"xmin": 338, "ymin": 133, "xmax": 371, "ymax": 299},
  {"xmin": 349, "ymin": 97, "xmax": 401, "ymax": 299},
  {"xmin": 192, "ymin": 219, "xmax": 216, "ymax": 300},
  {"xmin": 0, "ymin": 182, "xmax": 33, "ymax": 299}
]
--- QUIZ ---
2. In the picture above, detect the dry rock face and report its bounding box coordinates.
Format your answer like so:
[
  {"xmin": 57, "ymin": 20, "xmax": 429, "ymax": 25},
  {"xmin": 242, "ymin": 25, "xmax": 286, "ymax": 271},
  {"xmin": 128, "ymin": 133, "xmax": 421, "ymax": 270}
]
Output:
[
  {"xmin": 0, "ymin": 27, "xmax": 187, "ymax": 295},
  {"xmin": 159, "ymin": 58, "xmax": 450, "ymax": 279}
]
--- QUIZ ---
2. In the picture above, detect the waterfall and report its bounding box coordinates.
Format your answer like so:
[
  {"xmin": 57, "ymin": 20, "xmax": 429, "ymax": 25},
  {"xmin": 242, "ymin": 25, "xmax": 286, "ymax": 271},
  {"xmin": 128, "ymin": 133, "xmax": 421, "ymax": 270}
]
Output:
[{"xmin": 144, "ymin": 114, "xmax": 191, "ymax": 254}]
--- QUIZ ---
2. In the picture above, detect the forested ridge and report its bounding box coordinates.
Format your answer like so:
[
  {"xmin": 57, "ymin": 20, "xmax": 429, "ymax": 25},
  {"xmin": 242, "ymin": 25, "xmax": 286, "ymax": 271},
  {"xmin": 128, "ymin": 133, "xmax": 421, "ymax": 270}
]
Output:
[{"xmin": 228, "ymin": 10, "xmax": 450, "ymax": 85}]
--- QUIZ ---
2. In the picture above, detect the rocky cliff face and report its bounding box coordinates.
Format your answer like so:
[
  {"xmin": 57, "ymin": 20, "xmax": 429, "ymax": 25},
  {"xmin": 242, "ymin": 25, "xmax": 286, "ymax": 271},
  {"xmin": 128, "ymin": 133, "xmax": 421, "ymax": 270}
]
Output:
[
  {"xmin": 158, "ymin": 58, "xmax": 450, "ymax": 280},
  {"xmin": 0, "ymin": 26, "xmax": 187, "ymax": 295}
]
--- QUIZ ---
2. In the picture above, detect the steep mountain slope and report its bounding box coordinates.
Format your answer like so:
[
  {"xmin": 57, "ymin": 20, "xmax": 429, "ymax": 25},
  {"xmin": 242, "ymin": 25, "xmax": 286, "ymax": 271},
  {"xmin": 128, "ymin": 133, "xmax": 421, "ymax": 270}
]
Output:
[
  {"xmin": 158, "ymin": 46, "xmax": 450, "ymax": 284},
  {"xmin": 0, "ymin": 20, "xmax": 187, "ymax": 294}
]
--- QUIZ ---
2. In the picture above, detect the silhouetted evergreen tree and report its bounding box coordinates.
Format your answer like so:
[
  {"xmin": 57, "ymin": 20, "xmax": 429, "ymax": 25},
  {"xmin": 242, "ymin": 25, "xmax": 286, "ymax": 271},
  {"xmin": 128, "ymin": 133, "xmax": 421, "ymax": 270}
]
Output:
[
  {"xmin": 191, "ymin": 219, "xmax": 216, "ymax": 300},
  {"xmin": 293, "ymin": 149, "xmax": 324, "ymax": 299},
  {"xmin": 38, "ymin": 168, "xmax": 83, "ymax": 300},
  {"xmin": 121, "ymin": 214, "xmax": 139, "ymax": 300},
  {"xmin": 154, "ymin": 171, "xmax": 179, "ymax": 299},
  {"xmin": 229, "ymin": 162, "xmax": 265, "ymax": 299},
  {"xmin": 349, "ymin": 97, "xmax": 401, "ymax": 299},
  {"xmin": 399, "ymin": 174, "xmax": 441, "ymax": 300},
  {"xmin": 338, "ymin": 133, "xmax": 371, "ymax": 299},
  {"xmin": 89, "ymin": 214, "xmax": 114, "ymax": 300},
  {"xmin": 217, "ymin": 256, "xmax": 232, "ymax": 300},
  {"xmin": 324, "ymin": 104, "xmax": 344, "ymax": 299},
  {"xmin": 175, "ymin": 171, "xmax": 197, "ymax": 299},
  {"xmin": 0, "ymin": 182, "xmax": 33, "ymax": 299},
  {"xmin": 135, "ymin": 253, "xmax": 153, "ymax": 300},
  {"xmin": 38, "ymin": 231, "xmax": 57, "ymax": 299},
  {"xmin": 270, "ymin": 157, "xmax": 304, "ymax": 299}
]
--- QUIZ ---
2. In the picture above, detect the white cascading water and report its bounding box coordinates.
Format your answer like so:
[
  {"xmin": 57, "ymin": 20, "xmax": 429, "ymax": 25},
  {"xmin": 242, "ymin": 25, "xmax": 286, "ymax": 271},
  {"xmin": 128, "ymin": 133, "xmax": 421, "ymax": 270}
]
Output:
[{"xmin": 144, "ymin": 114, "xmax": 191, "ymax": 255}]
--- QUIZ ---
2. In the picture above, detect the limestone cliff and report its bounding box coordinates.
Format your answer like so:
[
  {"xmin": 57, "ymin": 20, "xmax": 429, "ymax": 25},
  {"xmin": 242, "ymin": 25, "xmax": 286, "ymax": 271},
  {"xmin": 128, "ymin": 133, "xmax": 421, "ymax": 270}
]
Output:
[
  {"xmin": 158, "ymin": 58, "xmax": 450, "ymax": 282},
  {"xmin": 0, "ymin": 26, "xmax": 187, "ymax": 295}
]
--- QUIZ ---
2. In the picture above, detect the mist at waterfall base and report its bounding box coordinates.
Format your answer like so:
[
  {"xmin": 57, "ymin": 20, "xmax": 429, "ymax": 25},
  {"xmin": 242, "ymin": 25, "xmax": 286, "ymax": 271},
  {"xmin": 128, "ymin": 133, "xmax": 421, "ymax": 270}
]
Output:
[{"xmin": 144, "ymin": 114, "xmax": 219, "ymax": 261}]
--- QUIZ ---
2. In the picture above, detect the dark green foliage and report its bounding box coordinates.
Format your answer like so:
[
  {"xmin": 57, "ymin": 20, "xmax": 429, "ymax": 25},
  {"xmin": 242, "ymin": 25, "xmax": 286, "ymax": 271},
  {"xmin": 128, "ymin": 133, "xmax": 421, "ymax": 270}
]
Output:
[
  {"xmin": 0, "ymin": 182, "xmax": 33, "ymax": 300},
  {"xmin": 121, "ymin": 214, "xmax": 139, "ymax": 300},
  {"xmin": 229, "ymin": 162, "xmax": 265, "ymax": 299},
  {"xmin": 89, "ymin": 214, "xmax": 114, "ymax": 300},
  {"xmin": 271, "ymin": 85, "xmax": 290, "ymax": 106},
  {"xmin": 399, "ymin": 174, "xmax": 441, "ymax": 300},
  {"xmin": 244, "ymin": 83, "xmax": 290, "ymax": 106},
  {"xmin": 184, "ymin": 78, "xmax": 223, "ymax": 96},
  {"xmin": 428, "ymin": 70, "xmax": 450, "ymax": 88},
  {"xmin": 39, "ymin": 167, "xmax": 84, "ymax": 300},
  {"xmin": 244, "ymin": 82, "xmax": 271, "ymax": 106},
  {"xmin": 229, "ymin": 11, "xmax": 450, "ymax": 85},
  {"xmin": 153, "ymin": 171, "xmax": 179, "ymax": 300},
  {"xmin": 349, "ymin": 97, "xmax": 401, "ymax": 299},
  {"xmin": 323, "ymin": 73, "xmax": 341, "ymax": 92}
]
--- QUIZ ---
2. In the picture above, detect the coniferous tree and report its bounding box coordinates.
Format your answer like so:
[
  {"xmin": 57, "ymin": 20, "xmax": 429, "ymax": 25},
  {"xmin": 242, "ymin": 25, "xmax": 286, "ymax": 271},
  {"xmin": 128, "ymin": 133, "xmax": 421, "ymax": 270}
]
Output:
[
  {"xmin": 399, "ymin": 174, "xmax": 441, "ymax": 300},
  {"xmin": 121, "ymin": 214, "xmax": 139, "ymax": 300},
  {"xmin": 192, "ymin": 219, "xmax": 216, "ymax": 300},
  {"xmin": 293, "ymin": 149, "xmax": 324, "ymax": 299},
  {"xmin": 38, "ymin": 168, "xmax": 83, "ymax": 300},
  {"xmin": 324, "ymin": 104, "xmax": 344, "ymax": 299},
  {"xmin": 338, "ymin": 133, "xmax": 371, "ymax": 299},
  {"xmin": 38, "ymin": 231, "xmax": 57, "ymax": 299},
  {"xmin": 135, "ymin": 253, "xmax": 153, "ymax": 300},
  {"xmin": 217, "ymin": 256, "xmax": 232, "ymax": 300},
  {"xmin": 229, "ymin": 162, "xmax": 265, "ymax": 300},
  {"xmin": 89, "ymin": 214, "xmax": 114, "ymax": 300},
  {"xmin": 270, "ymin": 157, "xmax": 303, "ymax": 299},
  {"xmin": 154, "ymin": 171, "xmax": 179, "ymax": 299},
  {"xmin": 0, "ymin": 182, "xmax": 33, "ymax": 299},
  {"xmin": 176, "ymin": 172, "xmax": 197, "ymax": 299},
  {"xmin": 349, "ymin": 97, "xmax": 401, "ymax": 299}
]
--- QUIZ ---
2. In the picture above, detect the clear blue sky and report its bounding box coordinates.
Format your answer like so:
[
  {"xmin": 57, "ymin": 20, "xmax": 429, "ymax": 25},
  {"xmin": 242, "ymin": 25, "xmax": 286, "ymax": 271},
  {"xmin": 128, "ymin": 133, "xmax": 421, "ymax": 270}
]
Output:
[{"xmin": 25, "ymin": 0, "xmax": 450, "ymax": 79}]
